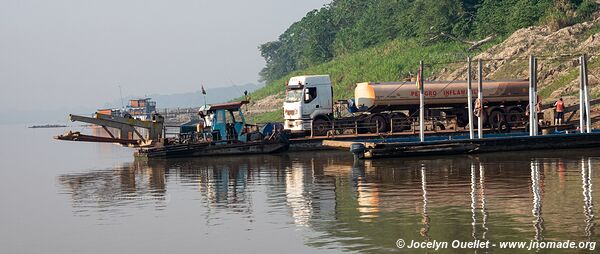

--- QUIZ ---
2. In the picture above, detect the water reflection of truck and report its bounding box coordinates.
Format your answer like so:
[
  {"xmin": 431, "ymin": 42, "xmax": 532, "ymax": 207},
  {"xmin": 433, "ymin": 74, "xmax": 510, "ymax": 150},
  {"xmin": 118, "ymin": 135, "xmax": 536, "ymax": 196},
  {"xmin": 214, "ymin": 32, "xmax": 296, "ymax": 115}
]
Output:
[{"xmin": 283, "ymin": 75, "xmax": 530, "ymax": 136}]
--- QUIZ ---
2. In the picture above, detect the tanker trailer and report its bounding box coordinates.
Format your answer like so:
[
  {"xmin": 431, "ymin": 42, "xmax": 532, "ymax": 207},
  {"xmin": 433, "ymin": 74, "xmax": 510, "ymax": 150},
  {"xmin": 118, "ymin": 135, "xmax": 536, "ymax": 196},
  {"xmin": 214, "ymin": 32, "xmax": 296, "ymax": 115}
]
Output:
[
  {"xmin": 283, "ymin": 75, "xmax": 529, "ymax": 136},
  {"xmin": 353, "ymin": 80, "xmax": 529, "ymax": 131}
]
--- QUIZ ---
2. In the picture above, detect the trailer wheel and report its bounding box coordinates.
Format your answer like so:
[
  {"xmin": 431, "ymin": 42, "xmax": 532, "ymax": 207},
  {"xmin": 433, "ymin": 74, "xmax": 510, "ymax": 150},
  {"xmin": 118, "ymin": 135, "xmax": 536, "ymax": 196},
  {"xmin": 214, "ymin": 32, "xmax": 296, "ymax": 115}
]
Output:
[
  {"xmin": 368, "ymin": 115, "xmax": 387, "ymax": 133},
  {"xmin": 488, "ymin": 109, "xmax": 505, "ymax": 128},
  {"xmin": 496, "ymin": 120, "xmax": 511, "ymax": 133},
  {"xmin": 508, "ymin": 107, "xmax": 524, "ymax": 126},
  {"xmin": 312, "ymin": 118, "xmax": 331, "ymax": 136}
]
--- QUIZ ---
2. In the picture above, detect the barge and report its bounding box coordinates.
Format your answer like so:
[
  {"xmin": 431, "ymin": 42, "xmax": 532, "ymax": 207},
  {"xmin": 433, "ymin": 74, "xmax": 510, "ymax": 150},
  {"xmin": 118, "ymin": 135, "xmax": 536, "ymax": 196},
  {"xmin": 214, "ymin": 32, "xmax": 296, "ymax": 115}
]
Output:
[
  {"xmin": 337, "ymin": 131, "xmax": 600, "ymax": 159},
  {"xmin": 57, "ymin": 101, "xmax": 289, "ymax": 159}
]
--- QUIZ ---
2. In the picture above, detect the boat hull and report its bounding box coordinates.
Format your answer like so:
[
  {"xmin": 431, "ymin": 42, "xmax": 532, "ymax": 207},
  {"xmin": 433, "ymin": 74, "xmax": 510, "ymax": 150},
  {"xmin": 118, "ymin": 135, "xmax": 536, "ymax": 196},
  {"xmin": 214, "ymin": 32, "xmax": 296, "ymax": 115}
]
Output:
[{"xmin": 135, "ymin": 141, "xmax": 289, "ymax": 159}]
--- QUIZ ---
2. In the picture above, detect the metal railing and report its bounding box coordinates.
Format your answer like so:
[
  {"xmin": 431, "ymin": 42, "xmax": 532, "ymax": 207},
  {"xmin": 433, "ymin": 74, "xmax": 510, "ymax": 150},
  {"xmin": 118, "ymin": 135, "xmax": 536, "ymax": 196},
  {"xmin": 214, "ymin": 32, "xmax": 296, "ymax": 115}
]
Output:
[
  {"xmin": 303, "ymin": 111, "xmax": 538, "ymax": 138},
  {"xmin": 307, "ymin": 116, "xmax": 461, "ymax": 138}
]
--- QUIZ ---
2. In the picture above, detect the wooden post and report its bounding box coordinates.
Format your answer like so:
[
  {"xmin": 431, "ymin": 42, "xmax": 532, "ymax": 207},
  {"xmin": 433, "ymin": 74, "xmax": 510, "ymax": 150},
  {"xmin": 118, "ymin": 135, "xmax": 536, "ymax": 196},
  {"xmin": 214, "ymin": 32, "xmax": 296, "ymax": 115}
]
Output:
[
  {"xmin": 583, "ymin": 55, "xmax": 592, "ymax": 133},
  {"xmin": 580, "ymin": 55, "xmax": 586, "ymax": 133},
  {"xmin": 529, "ymin": 55, "xmax": 538, "ymax": 136},
  {"xmin": 467, "ymin": 57, "xmax": 474, "ymax": 140},
  {"xmin": 419, "ymin": 61, "xmax": 425, "ymax": 142},
  {"xmin": 477, "ymin": 59, "xmax": 484, "ymax": 139}
]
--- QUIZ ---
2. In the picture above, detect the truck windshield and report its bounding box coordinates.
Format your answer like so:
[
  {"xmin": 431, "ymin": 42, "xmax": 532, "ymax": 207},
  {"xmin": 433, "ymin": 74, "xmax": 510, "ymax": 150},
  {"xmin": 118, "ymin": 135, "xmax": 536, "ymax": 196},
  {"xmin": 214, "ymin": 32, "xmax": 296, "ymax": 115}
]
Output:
[{"xmin": 285, "ymin": 89, "xmax": 303, "ymax": 102}]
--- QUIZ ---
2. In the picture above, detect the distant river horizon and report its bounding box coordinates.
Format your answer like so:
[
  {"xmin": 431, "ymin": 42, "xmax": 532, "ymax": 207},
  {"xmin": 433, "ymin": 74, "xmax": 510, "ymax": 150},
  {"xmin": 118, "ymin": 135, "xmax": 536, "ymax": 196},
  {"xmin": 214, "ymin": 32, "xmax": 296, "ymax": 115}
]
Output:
[{"xmin": 0, "ymin": 124, "xmax": 598, "ymax": 253}]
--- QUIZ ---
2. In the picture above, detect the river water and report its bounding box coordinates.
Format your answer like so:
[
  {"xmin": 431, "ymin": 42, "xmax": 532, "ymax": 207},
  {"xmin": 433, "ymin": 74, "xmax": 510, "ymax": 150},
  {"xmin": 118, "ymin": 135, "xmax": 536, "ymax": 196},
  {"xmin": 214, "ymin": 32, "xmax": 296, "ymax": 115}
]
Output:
[{"xmin": 0, "ymin": 124, "xmax": 598, "ymax": 253}]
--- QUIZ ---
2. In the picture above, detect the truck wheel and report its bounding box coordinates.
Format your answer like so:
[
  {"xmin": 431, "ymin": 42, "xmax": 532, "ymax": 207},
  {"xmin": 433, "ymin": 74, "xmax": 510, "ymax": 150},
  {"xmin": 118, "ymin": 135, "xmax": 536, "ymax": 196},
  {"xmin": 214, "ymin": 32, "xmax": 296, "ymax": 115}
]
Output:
[
  {"xmin": 312, "ymin": 119, "xmax": 331, "ymax": 136},
  {"xmin": 368, "ymin": 115, "xmax": 387, "ymax": 133}
]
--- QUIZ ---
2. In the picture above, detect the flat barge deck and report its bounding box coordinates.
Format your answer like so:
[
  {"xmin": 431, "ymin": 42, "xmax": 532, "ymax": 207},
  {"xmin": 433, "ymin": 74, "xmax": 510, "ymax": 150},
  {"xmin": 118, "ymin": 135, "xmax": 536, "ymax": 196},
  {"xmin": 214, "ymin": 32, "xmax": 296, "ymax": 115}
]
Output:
[{"xmin": 287, "ymin": 128, "xmax": 515, "ymax": 152}]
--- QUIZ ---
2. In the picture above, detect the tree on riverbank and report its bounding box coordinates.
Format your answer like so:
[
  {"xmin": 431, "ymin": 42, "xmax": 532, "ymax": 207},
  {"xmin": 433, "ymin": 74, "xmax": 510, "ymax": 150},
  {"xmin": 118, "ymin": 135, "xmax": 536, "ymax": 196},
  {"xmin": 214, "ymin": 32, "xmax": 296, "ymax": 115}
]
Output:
[{"xmin": 258, "ymin": 0, "xmax": 598, "ymax": 83}]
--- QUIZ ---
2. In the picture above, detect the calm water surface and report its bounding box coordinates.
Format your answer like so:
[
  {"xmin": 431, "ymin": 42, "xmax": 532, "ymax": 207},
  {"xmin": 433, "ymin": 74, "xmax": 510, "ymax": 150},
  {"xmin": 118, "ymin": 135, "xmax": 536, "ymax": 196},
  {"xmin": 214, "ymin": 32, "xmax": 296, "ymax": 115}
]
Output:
[{"xmin": 0, "ymin": 124, "xmax": 598, "ymax": 253}]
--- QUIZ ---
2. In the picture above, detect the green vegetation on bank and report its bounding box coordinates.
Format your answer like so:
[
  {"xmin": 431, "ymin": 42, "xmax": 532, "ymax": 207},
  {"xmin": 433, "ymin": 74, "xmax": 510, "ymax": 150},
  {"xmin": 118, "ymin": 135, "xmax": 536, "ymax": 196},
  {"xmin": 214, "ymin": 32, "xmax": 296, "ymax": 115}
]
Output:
[
  {"xmin": 539, "ymin": 57, "xmax": 600, "ymax": 98},
  {"xmin": 259, "ymin": 0, "xmax": 597, "ymax": 84},
  {"xmin": 249, "ymin": 109, "xmax": 284, "ymax": 124},
  {"xmin": 248, "ymin": 0, "xmax": 598, "ymax": 123},
  {"xmin": 254, "ymin": 39, "xmax": 474, "ymax": 103}
]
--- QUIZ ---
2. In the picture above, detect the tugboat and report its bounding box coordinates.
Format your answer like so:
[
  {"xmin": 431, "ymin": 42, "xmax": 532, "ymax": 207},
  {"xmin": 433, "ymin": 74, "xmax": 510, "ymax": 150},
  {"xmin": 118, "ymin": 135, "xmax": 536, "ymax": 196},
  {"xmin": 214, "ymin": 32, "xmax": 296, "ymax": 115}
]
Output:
[{"xmin": 135, "ymin": 101, "xmax": 289, "ymax": 159}]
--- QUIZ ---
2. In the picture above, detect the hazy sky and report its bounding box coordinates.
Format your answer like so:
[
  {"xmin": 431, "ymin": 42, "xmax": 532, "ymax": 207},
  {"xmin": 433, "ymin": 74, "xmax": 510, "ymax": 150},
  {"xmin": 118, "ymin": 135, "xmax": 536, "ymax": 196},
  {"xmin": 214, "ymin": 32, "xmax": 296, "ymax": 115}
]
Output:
[{"xmin": 0, "ymin": 0, "xmax": 330, "ymax": 112}]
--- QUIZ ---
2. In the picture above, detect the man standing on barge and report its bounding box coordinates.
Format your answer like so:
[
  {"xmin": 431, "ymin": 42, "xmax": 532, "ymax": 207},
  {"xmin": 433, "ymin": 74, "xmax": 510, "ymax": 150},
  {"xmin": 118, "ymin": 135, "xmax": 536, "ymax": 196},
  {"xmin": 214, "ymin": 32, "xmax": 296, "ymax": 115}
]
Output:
[{"xmin": 554, "ymin": 98, "xmax": 565, "ymax": 125}]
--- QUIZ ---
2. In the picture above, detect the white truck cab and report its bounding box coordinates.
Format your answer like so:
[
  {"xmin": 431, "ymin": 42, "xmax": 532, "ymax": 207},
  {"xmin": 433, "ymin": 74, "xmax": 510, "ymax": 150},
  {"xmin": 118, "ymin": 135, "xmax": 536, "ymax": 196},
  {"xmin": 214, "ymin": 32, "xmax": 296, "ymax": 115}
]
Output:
[{"xmin": 283, "ymin": 75, "xmax": 333, "ymax": 132}]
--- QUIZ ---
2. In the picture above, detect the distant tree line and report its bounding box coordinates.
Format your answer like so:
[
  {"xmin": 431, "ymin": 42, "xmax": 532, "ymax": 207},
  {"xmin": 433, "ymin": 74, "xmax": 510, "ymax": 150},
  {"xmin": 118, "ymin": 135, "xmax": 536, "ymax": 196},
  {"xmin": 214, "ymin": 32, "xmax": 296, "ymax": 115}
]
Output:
[{"xmin": 259, "ymin": 0, "xmax": 597, "ymax": 83}]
